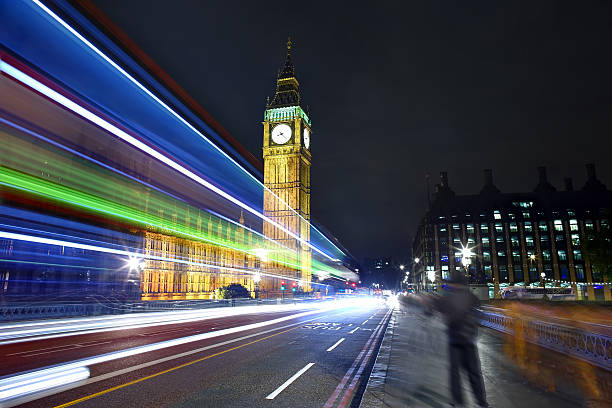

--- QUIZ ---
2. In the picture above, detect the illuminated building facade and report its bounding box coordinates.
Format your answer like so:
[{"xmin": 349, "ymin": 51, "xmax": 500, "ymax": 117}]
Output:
[
  {"xmin": 0, "ymin": 4, "xmax": 359, "ymax": 303},
  {"xmin": 412, "ymin": 165, "xmax": 612, "ymax": 300},
  {"xmin": 262, "ymin": 39, "xmax": 312, "ymax": 292}
]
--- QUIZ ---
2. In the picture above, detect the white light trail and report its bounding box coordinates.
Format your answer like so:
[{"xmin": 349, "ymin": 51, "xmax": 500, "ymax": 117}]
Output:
[
  {"xmin": 0, "ymin": 309, "xmax": 328, "ymax": 407},
  {"xmin": 0, "ymin": 60, "xmax": 338, "ymax": 263},
  {"xmin": 0, "ymin": 366, "xmax": 89, "ymax": 403},
  {"xmin": 0, "ymin": 230, "xmax": 327, "ymax": 296},
  {"xmin": 25, "ymin": 1, "xmax": 345, "ymax": 261}
]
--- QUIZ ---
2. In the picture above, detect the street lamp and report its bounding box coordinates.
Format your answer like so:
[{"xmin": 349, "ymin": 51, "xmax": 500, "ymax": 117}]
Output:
[
  {"xmin": 540, "ymin": 272, "xmax": 546, "ymax": 288},
  {"xmin": 460, "ymin": 245, "xmax": 473, "ymax": 278},
  {"xmin": 253, "ymin": 272, "xmax": 261, "ymax": 298}
]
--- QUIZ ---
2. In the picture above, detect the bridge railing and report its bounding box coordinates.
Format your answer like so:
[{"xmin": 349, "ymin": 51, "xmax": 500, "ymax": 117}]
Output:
[
  {"xmin": 0, "ymin": 295, "xmax": 325, "ymax": 322},
  {"xmin": 479, "ymin": 309, "xmax": 612, "ymax": 371}
]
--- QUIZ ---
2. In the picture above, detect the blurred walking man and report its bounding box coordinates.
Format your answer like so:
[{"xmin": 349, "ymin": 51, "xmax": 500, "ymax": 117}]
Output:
[{"xmin": 436, "ymin": 272, "xmax": 488, "ymax": 407}]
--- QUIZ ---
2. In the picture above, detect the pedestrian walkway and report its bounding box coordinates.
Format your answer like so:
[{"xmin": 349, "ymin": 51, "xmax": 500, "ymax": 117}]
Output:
[{"xmin": 359, "ymin": 301, "xmax": 604, "ymax": 408}]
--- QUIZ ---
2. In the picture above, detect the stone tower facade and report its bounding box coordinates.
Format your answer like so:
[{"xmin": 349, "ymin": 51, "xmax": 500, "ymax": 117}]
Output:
[{"xmin": 262, "ymin": 38, "xmax": 312, "ymax": 292}]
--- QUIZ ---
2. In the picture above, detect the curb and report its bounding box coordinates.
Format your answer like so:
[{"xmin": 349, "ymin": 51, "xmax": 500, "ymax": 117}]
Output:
[{"xmin": 359, "ymin": 307, "xmax": 397, "ymax": 408}]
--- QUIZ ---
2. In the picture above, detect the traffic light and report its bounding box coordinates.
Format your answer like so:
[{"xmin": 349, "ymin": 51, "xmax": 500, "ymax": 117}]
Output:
[
  {"xmin": 352, "ymin": 283, "xmax": 356, "ymax": 287},
  {"xmin": 281, "ymin": 280, "xmax": 286, "ymax": 291},
  {"xmin": 291, "ymin": 281, "xmax": 297, "ymax": 288}
]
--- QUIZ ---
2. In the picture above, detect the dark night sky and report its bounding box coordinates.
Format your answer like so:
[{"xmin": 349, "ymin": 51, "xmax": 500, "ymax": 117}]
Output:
[{"xmin": 93, "ymin": 0, "xmax": 612, "ymax": 262}]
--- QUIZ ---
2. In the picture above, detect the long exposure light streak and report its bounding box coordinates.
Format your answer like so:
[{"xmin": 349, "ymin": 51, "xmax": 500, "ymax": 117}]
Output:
[
  {"xmin": 0, "ymin": 116, "xmax": 187, "ymax": 204},
  {"xmin": 27, "ymin": 0, "xmax": 345, "ymax": 261},
  {"xmin": 0, "ymin": 59, "xmax": 339, "ymax": 263},
  {"xmin": 0, "ymin": 167, "xmax": 344, "ymax": 277},
  {"xmin": 0, "ymin": 230, "xmax": 334, "ymax": 287}
]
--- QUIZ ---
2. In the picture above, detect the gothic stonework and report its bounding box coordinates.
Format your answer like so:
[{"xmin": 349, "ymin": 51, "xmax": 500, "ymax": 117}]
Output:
[{"xmin": 263, "ymin": 38, "xmax": 312, "ymax": 292}]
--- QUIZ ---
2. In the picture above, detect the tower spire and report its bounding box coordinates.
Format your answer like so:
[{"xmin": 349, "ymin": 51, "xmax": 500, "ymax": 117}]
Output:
[
  {"xmin": 268, "ymin": 37, "xmax": 301, "ymax": 108},
  {"xmin": 278, "ymin": 36, "xmax": 295, "ymax": 79}
]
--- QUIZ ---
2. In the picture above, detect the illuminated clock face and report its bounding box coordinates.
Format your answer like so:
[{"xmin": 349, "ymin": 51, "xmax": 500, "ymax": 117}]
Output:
[
  {"xmin": 271, "ymin": 124, "xmax": 292, "ymax": 144},
  {"xmin": 303, "ymin": 128, "xmax": 310, "ymax": 149}
]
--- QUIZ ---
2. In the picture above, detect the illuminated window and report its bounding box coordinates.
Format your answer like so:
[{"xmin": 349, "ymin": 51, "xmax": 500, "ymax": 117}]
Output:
[
  {"xmin": 497, "ymin": 250, "xmax": 506, "ymax": 257},
  {"xmin": 569, "ymin": 219, "xmax": 578, "ymax": 231},
  {"xmin": 539, "ymin": 221, "xmax": 548, "ymax": 231},
  {"xmin": 511, "ymin": 237, "xmax": 520, "ymax": 247},
  {"xmin": 585, "ymin": 220, "xmax": 594, "ymax": 230},
  {"xmin": 554, "ymin": 220, "xmax": 563, "ymax": 231},
  {"xmin": 557, "ymin": 250, "xmax": 567, "ymax": 261},
  {"xmin": 495, "ymin": 223, "xmax": 503, "ymax": 232},
  {"xmin": 494, "ymin": 210, "xmax": 502, "ymax": 220},
  {"xmin": 468, "ymin": 237, "xmax": 475, "ymax": 244},
  {"xmin": 555, "ymin": 234, "xmax": 565, "ymax": 242},
  {"xmin": 542, "ymin": 250, "xmax": 551, "ymax": 261},
  {"xmin": 602, "ymin": 219, "xmax": 610, "ymax": 230},
  {"xmin": 571, "ymin": 234, "xmax": 580, "ymax": 246},
  {"xmin": 440, "ymin": 225, "xmax": 447, "ymax": 232},
  {"xmin": 522, "ymin": 211, "xmax": 531, "ymax": 219},
  {"xmin": 453, "ymin": 224, "xmax": 460, "ymax": 230},
  {"xmin": 510, "ymin": 222, "xmax": 518, "ymax": 232},
  {"xmin": 524, "ymin": 222, "xmax": 533, "ymax": 232},
  {"xmin": 483, "ymin": 251, "xmax": 491, "ymax": 262},
  {"xmin": 567, "ymin": 210, "xmax": 576, "ymax": 217},
  {"xmin": 482, "ymin": 237, "xmax": 490, "ymax": 246},
  {"xmin": 573, "ymin": 250, "xmax": 583, "ymax": 260},
  {"xmin": 496, "ymin": 236, "xmax": 504, "ymax": 243},
  {"xmin": 512, "ymin": 201, "xmax": 533, "ymax": 208},
  {"xmin": 453, "ymin": 237, "xmax": 461, "ymax": 244},
  {"xmin": 508, "ymin": 213, "xmax": 516, "ymax": 220},
  {"xmin": 480, "ymin": 223, "xmax": 489, "ymax": 232},
  {"xmin": 512, "ymin": 251, "xmax": 521, "ymax": 262},
  {"xmin": 467, "ymin": 224, "xmax": 474, "ymax": 232},
  {"xmin": 575, "ymin": 264, "xmax": 585, "ymax": 280},
  {"xmin": 526, "ymin": 236, "xmax": 534, "ymax": 247},
  {"xmin": 541, "ymin": 235, "xmax": 549, "ymax": 242}
]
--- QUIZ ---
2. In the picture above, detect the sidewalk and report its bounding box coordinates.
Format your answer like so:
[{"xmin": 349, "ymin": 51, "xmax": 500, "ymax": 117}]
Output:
[{"xmin": 359, "ymin": 302, "xmax": 601, "ymax": 408}]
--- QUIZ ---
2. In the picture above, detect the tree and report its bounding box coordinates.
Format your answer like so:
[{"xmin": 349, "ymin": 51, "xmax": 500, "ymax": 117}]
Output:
[{"xmin": 216, "ymin": 283, "xmax": 251, "ymax": 299}]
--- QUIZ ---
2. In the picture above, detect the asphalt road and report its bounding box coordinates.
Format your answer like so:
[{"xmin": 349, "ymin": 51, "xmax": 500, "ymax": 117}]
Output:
[{"xmin": 2, "ymin": 301, "xmax": 391, "ymax": 408}]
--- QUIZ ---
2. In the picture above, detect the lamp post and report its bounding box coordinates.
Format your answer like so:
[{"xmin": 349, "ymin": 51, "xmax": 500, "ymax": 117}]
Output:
[
  {"xmin": 540, "ymin": 272, "xmax": 546, "ymax": 289},
  {"xmin": 528, "ymin": 253, "xmax": 537, "ymax": 286},
  {"xmin": 461, "ymin": 245, "xmax": 473, "ymax": 280},
  {"xmin": 253, "ymin": 272, "xmax": 261, "ymax": 299}
]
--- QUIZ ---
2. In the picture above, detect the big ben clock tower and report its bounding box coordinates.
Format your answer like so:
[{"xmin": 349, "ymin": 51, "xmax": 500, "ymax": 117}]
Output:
[{"xmin": 263, "ymin": 38, "xmax": 312, "ymax": 292}]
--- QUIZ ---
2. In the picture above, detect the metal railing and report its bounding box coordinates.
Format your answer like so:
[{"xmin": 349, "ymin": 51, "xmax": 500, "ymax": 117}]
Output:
[
  {"xmin": 480, "ymin": 310, "xmax": 612, "ymax": 371},
  {"xmin": 0, "ymin": 295, "xmax": 322, "ymax": 322}
]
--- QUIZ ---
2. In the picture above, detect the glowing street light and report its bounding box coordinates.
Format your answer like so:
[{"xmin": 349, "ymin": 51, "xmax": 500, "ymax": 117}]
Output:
[
  {"xmin": 414, "ymin": 257, "xmax": 420, "ymax": 264},
  {"xmin": 253, "ymin": 248, "xmax": 270, "ymax": 262},
  {"xmin": 461, "ymin": 245, "xmax": 473, "ymax": 268},
  {"xmin": 399, "ymin": 265, "xmax": 405, "ymax": 271},
  {"xmin": 126, "ymin": 256, "xmax": 145, "ymax": 272}
]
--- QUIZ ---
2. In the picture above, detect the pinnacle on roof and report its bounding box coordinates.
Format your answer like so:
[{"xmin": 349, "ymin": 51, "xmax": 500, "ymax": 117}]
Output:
[
  {"xmin": 278, "ymin": 37, "xmax": 295, "ymax": 79},
  {"xmin": 267, "ymin": 37, "xmax": 301, "ymax": 109}
]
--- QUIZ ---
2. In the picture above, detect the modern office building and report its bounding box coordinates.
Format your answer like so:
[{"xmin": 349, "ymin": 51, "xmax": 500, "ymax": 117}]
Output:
[{"xmin": 412, "ymin": 164, "xmax": 612, "ymax": 300}]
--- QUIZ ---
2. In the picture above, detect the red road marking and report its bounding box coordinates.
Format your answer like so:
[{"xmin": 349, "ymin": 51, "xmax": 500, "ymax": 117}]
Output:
[{"xmin": 323, "ymin": 308, "xmax": 391, "ymax": 408}]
